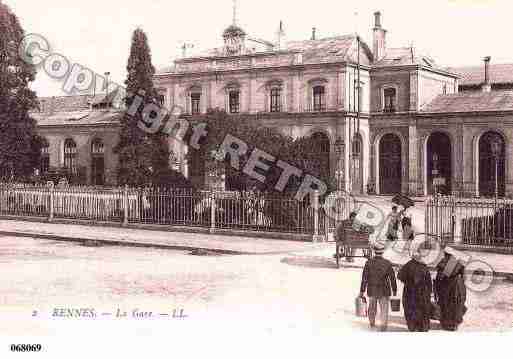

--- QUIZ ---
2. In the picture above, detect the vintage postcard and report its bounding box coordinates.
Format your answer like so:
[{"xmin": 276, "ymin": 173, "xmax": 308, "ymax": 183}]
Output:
[{"xmin": 1, "ymin": 0, "xmax": 512, "ymax": 356}]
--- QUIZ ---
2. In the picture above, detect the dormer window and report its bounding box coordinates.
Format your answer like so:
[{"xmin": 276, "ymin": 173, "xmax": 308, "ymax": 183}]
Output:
[{"xmin": 383, "ymin": 87, "xmax": 397, "ymax": 112}]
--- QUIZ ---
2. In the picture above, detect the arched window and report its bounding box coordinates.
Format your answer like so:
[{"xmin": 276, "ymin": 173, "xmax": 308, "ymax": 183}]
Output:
[
  {"xmin": 191, "ymin": 92, "xmax": 201, "ymax": 114},
  {"xmin": 40, "ymin": 138, "xmax": 50, "ymax": 174},
  {"xmin": 63, "ymin": 138, "xmax": 77, "ymax": 173},
  {"xmin": 312, "ymin": 85, "xmax": 325, "ymax": 111},
  {"xmin": 91, "ymin": 138, "xmax": 105, "ymax": 185},
  {"xmin": 91, "ymin": 138, "xmax": 104, "ymax": 155},
  {"xmin": 229, "ymin": 90, "xmax": 240, "ymax": 113},
  {"xmin": 383, "ymin": 87, "xmax": 397, "ymax": 112},
  {"xmin": 187, "ymin": 85, "xmax": 202, "ymax": 115},
  {"xmin": 270, "ymin": 87, "xmax": 281, "ymax": 112}
]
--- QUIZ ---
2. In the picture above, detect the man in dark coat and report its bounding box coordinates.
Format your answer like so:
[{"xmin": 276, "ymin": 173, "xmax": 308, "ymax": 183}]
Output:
[
  {"xmin": 335, "ymin": 212, "xmax": 358, "ymax": 262},
  {"xmin": 398, "ymin": 250, "xmax": 433, "ymax": 331},
  {"xmin": 360, "ymin": 243, "xmax": 397, "ymax": 331},
  {"xmin": 434, "ymin": 248, "xmax": 467, "ymax": 331}
]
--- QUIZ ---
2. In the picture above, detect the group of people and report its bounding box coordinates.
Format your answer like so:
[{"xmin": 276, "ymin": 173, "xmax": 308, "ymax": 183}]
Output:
[
  {"xmin": 336, "ymin": 206, "xmax": 413, "ymax": 263},
  {"xmin": 360, "ymin": 243, "xmax": 467, "ymax": 332},
  {"xmin": 386, "ymin": 205, "xmax": 414, "ymax": 242}
]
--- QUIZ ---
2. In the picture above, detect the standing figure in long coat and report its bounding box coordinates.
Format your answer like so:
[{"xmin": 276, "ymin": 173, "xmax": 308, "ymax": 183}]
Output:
[
  {"xmin": 434, "ymin": 249, "xmax": 467, "ymax": 331},
  {"xmin": 397, "ymin": 251, "xmax": 433, "ymax": 331}
]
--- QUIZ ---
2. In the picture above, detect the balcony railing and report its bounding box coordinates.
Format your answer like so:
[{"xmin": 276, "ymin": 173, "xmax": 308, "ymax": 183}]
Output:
[{"xmin": 305, "ymin": 104, "xmax": 327, "ymax": 112}]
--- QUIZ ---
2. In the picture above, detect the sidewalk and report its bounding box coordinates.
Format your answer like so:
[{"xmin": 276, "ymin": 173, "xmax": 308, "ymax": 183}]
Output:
[
  {"xmin": 0, "ymin": 218, "xmax": 331, "ymax": 255},
  {"xmin": 1, "ymin": 217, "xmax": 511, "ymax": 276}
]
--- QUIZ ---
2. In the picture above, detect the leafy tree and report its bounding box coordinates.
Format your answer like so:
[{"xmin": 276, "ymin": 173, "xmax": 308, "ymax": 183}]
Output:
[
  {"xmin": 114, "ymin": 28, "xmax": 171, "ymax": 186},
  {"xmin": 185, "ymin": 108, "xmax": 333, "ymax": 195},
  {"xmin": 0, "ymin": 2, "xmax": 41, "ymax": 181}
]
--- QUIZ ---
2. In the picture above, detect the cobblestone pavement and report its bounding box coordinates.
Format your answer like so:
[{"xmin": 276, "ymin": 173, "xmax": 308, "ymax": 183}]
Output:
[{"xmin": 0, "ymin": 236, "xmax": 512, "ymax": 336}]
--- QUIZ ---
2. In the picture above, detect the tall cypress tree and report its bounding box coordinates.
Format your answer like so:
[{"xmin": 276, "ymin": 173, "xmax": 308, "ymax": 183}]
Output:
[
  {"xmin": 114, "ymin": 28, "xmax": 170, "ymax": 186},
  {"xmin": 0, "ymin": 2, "xmax": 41, "ymax": 181}
]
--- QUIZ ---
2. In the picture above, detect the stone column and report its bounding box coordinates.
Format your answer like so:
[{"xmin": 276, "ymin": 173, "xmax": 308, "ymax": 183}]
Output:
[
  {"xmin": 206, "ymin": 79, "xmax": 213, "ymax": 111},
  {"xmin": 335, "ymin": 136, "xmax": 346, "ymax": 192},
  {"xmin": 295, "ymin": 71, "xmax": 303, "ymax": 113},
  {"xmin": 172, "ymin": 83, "xmax": 179, "ymax": 109},
  {"xmin": 409, "ymin": 71, "xmax": 419, "ymax": 112},
  {"xmin": 247, "ymin": 75, "xmax": 255, "ymax": 113},
  {"xmin": 368, "ymin": 133, "xmax": 376, "ymax": 194},
  {"xmin": 166, "ymin": 87, "xmax": 172, "ymax": 110},
  {"xmin": 453, "ymin": 122, "xmax": 464, "ymax": 195},
  {"xmin": 287, "ymin": 75, "xmax": 294, "ymax": 112},
  {"xmin": 506, "ymin": 129, "xmax": 513, "ymax": 198},
  {"xmin": 408, "ymin": 121, "xmax": 419, "ymax": 195}
]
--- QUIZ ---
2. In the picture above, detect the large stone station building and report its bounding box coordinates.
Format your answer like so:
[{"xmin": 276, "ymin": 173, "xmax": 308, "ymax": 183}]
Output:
[{"xmin": 34, "ymin": 11, "xmax": 513, "ymax": 197}]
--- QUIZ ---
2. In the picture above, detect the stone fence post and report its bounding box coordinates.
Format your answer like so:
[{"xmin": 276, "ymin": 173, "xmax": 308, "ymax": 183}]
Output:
[
  {"xmin": 48, "ymin": 182, "xmax": 54, "ymax": 222},
  {"xmin": 123, "ymin": 184, "xmax": 129, "ymax": 226},
  {"xmin": 313, "ymin": 190, "xmax": 320, "ymax": 242},
  {"xmin": 210, "ymin": 191, "xmax": 216, "ymax": 233}
]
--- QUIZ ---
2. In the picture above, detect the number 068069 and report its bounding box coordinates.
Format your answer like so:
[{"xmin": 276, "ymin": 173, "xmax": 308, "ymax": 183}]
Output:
[{"xmin": 10, "ymin": 344, "xmax": 42, "ymax": 352}]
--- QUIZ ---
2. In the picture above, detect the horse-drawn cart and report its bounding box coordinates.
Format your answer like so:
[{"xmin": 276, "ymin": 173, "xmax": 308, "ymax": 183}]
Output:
[{"xmin": 335, "ymin": 222, "xmax": 373, "ymax": 268}]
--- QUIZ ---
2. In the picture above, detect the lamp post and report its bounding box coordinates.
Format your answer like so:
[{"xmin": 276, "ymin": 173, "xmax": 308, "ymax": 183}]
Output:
[
  {"xmin": 490, "ymin": 137, "xmax": 502, "ymax": 200},
  {"xmin": 104, "ymin": 72, "xmax": 110, "ymax": 95},
  {"xmin": 334, "ymin": 137, "xmax": 344, "ymax": 191}
]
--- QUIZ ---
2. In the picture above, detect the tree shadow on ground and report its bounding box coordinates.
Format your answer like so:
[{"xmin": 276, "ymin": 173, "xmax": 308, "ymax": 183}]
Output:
[
  {"xmin": 280, "ymin": 255, "xmax": 365, "ymax": 270},
  {"xmin": 280, "ymin": 256, "xmax": 338, "ymax": 269}
]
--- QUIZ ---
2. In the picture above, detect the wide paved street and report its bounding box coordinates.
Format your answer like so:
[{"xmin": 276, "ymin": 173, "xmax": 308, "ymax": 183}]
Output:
[{"xmin": 1, "ymin": 235, "xmax": 512, "ymax": 336}]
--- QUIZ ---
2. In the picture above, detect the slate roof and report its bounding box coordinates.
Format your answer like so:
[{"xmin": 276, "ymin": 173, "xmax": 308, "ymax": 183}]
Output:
[
  {"xmin": 32, "ymin": 109, "xmax": 122, "ymax": 127},
  {"xmin": 446, "ymin": 63, "xmax": 513, "ymax": 86},
  {"xmin": 37, "ymin": 94, "xmax": 105, "ymax": 113},
  {"xmin": 286, "ymin": 35, "xmax": 372, "ymax": 65},
  {"xmin": 421, "ymin": 91, "xmax": 513, "ymax": 113},
  {"xmin": 156, "ymin": 34, "xmax": 372, "ymax": 74},
  {"xmin": 33, "ymin": 95, "xmax": 123, "ymax": 127},
  {"xmin": 373, "ymin": 47, "xmax": 448, "ymax": 73}
]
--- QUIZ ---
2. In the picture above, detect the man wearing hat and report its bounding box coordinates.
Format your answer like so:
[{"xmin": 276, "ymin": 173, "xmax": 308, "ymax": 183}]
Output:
[
  {"xmin": 360, "ymin": 243, "xmax": 397, "ymax": 331},
  {"xmin": 434, "ymin": 246, "xmax": 467, "ymax": 331}
]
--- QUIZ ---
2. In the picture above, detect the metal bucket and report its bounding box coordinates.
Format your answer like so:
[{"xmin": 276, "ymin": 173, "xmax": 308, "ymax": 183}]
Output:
[{"xmin": 355, "ymin": 295, "xmax": 368, "ymax": 317}]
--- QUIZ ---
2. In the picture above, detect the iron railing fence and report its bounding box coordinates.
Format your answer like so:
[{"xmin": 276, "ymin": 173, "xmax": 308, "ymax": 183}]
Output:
[
  {"xmin": 52, "ymin": 186, "xmax": 125, "ymax": 222},
  {"xmin": 132, "ymin": 188, "xmax": 209, "ymax": 227},
  {"xmin": 0, "ymin": 183, "xmax": 51, "ymax": 217},
  {"xmin": 213, "ymin": 191, "xmax": 315, "ymax": 234},
  {"xmin": 0, "ymin": 183, "xmax": 345, "ymax": 239},
  {"xmin": 426, "ymin": 194, "xmax": 513, "ymax": 247}
]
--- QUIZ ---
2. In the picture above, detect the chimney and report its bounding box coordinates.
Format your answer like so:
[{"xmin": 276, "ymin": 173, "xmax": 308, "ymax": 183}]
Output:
[
  {"xmin": 372, "ymin": 11, "xmax": 387, "ymax": 62},
  {"xmin": 482, "ymin": 56, "xmax": 491, "ymax": 92},
  {"xmin": 311, "ymin": 27, "xmax": 316, "ymax": 40}
]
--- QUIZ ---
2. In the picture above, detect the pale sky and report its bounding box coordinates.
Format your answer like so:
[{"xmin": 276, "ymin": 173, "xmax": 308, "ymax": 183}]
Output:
[{"xmin": 4, "ymin": 0, "xmax": 513, "ymax": 97}]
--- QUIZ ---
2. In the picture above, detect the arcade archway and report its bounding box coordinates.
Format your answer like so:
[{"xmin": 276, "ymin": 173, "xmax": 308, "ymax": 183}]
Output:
[
  {"xmin": 379, "ymin": 133, "xmax": 402, "ymax": 194},
  {"xmin": 478, "ymin": 131, "xmax": 505, "ymax": 197},
  {"xmin": 426, "ymin": 132, "xmax": 452, "ymax": 195}
]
